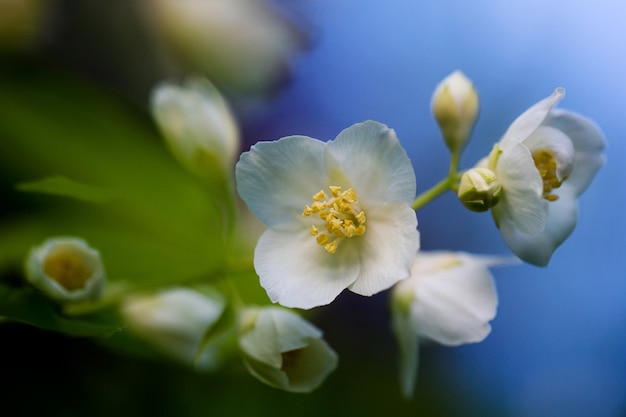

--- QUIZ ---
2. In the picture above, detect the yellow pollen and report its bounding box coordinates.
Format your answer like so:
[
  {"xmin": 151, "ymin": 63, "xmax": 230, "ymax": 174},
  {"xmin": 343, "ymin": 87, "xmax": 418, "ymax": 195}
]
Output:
[
  {"xmin": 302, "ymin": 185, "xmax": 367, "ymax": 253},
  {"xmin": 532, "ymin": 149, "xmax": 567, "ymax": 201}
]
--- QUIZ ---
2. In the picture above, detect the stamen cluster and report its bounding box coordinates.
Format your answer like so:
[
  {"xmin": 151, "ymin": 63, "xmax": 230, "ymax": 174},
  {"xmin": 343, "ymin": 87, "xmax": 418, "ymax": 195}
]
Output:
[{"xmin": 302, "ymin": 186, "xmax": 366, "ymax": 253}]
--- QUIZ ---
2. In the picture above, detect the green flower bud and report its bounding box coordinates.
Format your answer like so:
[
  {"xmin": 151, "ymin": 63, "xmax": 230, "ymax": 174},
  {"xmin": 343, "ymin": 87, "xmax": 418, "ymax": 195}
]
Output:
[
  {"xmin": 25, "ymin": 237, "xmax": 105, "ymax": 303},
  {"xmin": 457, "ymin": 168, "xmax": 502, "ymax": 212},
  {"xmin": 431, "ymin": 71, "xmax": 480, "ymax": 153}
]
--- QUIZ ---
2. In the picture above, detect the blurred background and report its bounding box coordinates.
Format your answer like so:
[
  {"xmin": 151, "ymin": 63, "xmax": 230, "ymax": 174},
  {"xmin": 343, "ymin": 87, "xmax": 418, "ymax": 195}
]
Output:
[{"xmin": 1, "ymin": 0, "xmax": 625, "ymax": 416}]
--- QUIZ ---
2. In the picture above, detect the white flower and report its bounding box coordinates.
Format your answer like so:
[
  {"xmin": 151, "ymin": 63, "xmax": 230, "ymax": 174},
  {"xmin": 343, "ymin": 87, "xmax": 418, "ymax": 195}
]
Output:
[
  {"xmin": 151, "ymin": 76, "xmax": 240, "ymax": 179},
  {"xmin": 480, "ymin": 88, "xmax": 606, "ymax": 265},
  {"xmin": 121, "ymin": 287, "xmax": 227, "ymax": 371},
  {"xmin": 431, "ymin": 70, "xmax": 480, "ymax": 152},
  {"xmin": 239, "ymin": 306, "xmax": 338, "ymax": 393},
  {"xmin": 235, "ymin": 120, "xmax": 419, "ymax": 309},
  {"xmin": 142, "ymin": 0, "xmax": 305, "ymax": 93},
  {"xmin": 25, "ymin": 237, "xmax": 105, "ymax": 303},
  {"xmin": 391, "ymin": 251, "xmax": 501, "ymax": 398}
]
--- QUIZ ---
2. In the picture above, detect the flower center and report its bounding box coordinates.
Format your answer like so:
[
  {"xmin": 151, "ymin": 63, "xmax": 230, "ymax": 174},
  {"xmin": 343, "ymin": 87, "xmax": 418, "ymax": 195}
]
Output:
[
  {"xmin": 302, "ymin": 186, "xmax": 367, "ymax": 253},
  {"xmin": 532, "ymin": 149, "xmax": 567, "ymax": 201},
  {"xmin": 43, "ymin": 249, "xmax": 92, "ymax": 291}
]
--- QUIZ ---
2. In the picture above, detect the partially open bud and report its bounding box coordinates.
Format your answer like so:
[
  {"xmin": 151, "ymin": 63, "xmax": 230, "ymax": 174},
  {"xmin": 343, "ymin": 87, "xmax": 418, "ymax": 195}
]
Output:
[
  {"xmin": 25, "ymin": 237, "xmax": 105, "ymax": 303},
  {"xmin": 457, "ymin": 168, "xmax": 502, "ymax": 212},
  {"xmin": 431, "ymin": 71, "xmax": 479, "ymax": 153},
  {"xmin": 239, "ymin": 306, "xmax": 338, "ymax": 393},
  {"xmin": 151, "ymin": 77, "xmax": 240, "ymax": 180}
]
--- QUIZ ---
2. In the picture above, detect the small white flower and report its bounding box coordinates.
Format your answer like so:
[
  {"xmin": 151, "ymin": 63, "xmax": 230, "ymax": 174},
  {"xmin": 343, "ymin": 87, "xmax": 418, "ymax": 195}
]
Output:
[
  {"xmin": 151, "ymin": 76, "xmax": 240, "ymax": 179},
  {"xmin": 235, "ymin": 120, "xmax": 420, "ymax": 309},
  {"xmin": 431, "ymin": 70, "xmax": 480, "ymax": 152},
  {"xmin": 480, "ymin": 88, "xmax": 606, "ymax": 265},
  {"xmin": 25, "ymin": 237, "xmax": 105, "ymax": 303},
  {"xmin": 239, "ymin": 306, "xmax": 338, "ymax": 393},
  {"xmin": 391, "ymin": 251, "xmax": 501, "ymax": 398},
  {"xmin": 121, "ymin": 287, "xmax": 227, "ymax": 371}
]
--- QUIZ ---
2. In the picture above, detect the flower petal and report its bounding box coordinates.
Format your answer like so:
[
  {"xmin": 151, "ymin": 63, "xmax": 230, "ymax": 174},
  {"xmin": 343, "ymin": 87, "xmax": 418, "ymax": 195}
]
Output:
[
  {"xmin": 496, "ymin": 185, "xmax": 578, "ymax": 266},
  {"xmin": 255, "ymin": 229, "xmax": 360, "ymax": 309},
  {"xmin": 499, "ymin": 88, "xmax": 565, "ymax": 151},
  {"xmin": 236, "ymin": 135, "xmax": 327, "ymax": 230},
  {"xmin": 545, "ymin": 109, "xmax": 607, "ymax": 195},
  {"xmin": 326, "ymin": 120, "xmax": 416, "ymax": 205},
  {"xmin": 407, "ymin": 252, "xmax": 498, "ymax": 346},
  {"xmin": 348, "ymin": 201, "xmax": 419, "ymax": 296},
  {"xmin": 524, "ymin": 126, "xmax": 575, "ymax": 181},
  {"xmin": 493, "ymin": 143, "xmax": 548, "ymax": 234}
]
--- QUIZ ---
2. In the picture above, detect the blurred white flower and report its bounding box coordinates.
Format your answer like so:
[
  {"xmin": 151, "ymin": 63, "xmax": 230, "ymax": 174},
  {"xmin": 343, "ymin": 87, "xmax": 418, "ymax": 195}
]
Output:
[
  {"xmin": 142, "ymin": 0, "xmax": 306, "ymax": 94},
  {"xmin": 25, "ymin": 237, "xmax": 105, "ymax": 303},
  {"xmin": 121, "ymin": 287, "xmax": 228, "ymax": 371},
  {"xmin": 236, "ymin": 121, "xmax": 419, "ymax": 309},
  {"xmin": 151, "ymin": 76, "xmax": 240, "ymax": 179},
  {"xmin": 479, "ymin": 88, "xmax": 606, "ymax": 265},
  {"xmin": 391, "ymin": 251, "xmax": 501, "ymax": 398},
  {"xmin": 239, "ymin": 306, "xmax": 338, "ymax": 393},
  {"xmin": 431, "ymin": 70, "xmax": 479, "ymax": 153}
]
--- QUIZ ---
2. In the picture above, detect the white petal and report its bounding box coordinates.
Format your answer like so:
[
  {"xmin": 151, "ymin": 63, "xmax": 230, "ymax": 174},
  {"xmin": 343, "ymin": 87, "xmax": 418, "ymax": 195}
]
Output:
[
  {"xmin": 255, "ymin": 229, "xmax": 360, "ymax": 309},
  {"xmin": 326, "ymin": 121, "xmax": 416, "ymax": 205},
  {"xmin": 493, "ymin": 143, "xmax": 548, "ymax": 234},
  {"xmin": 236, "ymin": 135, "xmax": 327, "ymax": 230},
  {"xmin": 496, "ymin": 185, "xmax": 578, "ymax": 266},
  {"xmin": 524, "ymin": 126, "xmax": 575, "ymax": 181},
  {"xmin": 240, "ymin": 307, "xmax": 318, "ymax": 366},
  {"xmin": 545, "ymin": 109, "xmax": 607, "ymax": 195},
  {"xmin": 407, "ymin": 252, "xmax": 498, "ymax": 346},
  {"xmin": 499, "ymin": 88, "xmax": 565, "ymax": 151},
  {"xmin": 348, "ymin": 201, "xmax": 419, "ymax": 296},
  {"xmin": 279, "ymin": 338, "xmax": 338, "ymax": 393}
]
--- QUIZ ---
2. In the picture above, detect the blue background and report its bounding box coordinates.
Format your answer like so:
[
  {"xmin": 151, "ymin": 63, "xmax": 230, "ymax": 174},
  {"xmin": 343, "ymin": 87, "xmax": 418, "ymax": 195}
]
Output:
[{"xmin": 252, "ymin": 1, "xmax": 626, "ymax": 415}]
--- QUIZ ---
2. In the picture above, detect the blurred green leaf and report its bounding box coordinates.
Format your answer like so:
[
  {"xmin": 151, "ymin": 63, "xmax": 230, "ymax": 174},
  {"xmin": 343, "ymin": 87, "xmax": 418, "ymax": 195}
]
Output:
[
  {"xmin": 16, "ymin": 175, "xmax": 117, "ymax": 203},
  {"xmin": 0, "ymin": 64, "xmax": 238, "ymax": 286},
  {"xmin": 0, "ymin": 284, "xmax": 123, "ymax": 338}
]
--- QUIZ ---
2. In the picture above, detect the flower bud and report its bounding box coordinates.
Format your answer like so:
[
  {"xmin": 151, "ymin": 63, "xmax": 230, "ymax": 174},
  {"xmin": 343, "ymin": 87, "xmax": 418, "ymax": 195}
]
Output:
[
  {"xmin": 25, "ymin": 237, "xmax": 105, "ymax": 303},
  {"xmin": 457, "ymin": 168, "xmax": 502, "ymax": 212},
  {"xmin": 239, "ymin": 306, "xmax": 338, "ymax": 393},
  {"xmin": 431, "ymin": 70, "xmax": 479, "ymax": 153},
  {"xmin": 151, "ymin": 77, "xmax": 240, "ymax": 180},
  {"xmin": 121, "ymin": 287, "xmax": 228, "ymax": 371}
]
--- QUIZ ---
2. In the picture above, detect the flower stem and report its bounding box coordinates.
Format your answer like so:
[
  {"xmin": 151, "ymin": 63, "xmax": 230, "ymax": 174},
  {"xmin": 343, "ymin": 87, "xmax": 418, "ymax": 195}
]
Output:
[{"xmin": 411, "ymin": 152, "xmax": 463, "ymax": 211}]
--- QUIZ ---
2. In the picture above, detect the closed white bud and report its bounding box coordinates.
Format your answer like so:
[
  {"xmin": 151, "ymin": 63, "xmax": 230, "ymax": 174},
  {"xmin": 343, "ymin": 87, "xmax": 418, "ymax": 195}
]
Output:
[
  {"xmin": 431, "ymin": 71, "xmax": 479, "ymax": 153},
  {"xmin": 121, "ymin": 287, "xmax": 228, "ymax": 371},
  {"xmin": 151, "ymin": 77, "xmax": 240, "ymax": 180},
  {"xmin": 25, "ymin": 237, "xmax": 105, "ymax": 303},
  {"xmin": 457, "ymin": 168, "xmax": 502, "ymax": 212}
]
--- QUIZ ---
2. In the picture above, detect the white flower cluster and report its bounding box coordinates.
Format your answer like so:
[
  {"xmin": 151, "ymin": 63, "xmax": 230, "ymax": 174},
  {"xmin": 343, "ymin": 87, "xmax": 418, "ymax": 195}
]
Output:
[{"xmin": 22, "ymin": 72, "xmax": 605, "ymax": 397}]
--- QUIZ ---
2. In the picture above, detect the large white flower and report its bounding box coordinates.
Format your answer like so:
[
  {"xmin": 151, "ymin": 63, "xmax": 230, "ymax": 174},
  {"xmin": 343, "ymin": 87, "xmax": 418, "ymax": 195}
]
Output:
[
  {"xmin": 391, "ymin": 251, "xmax": 501, "ymax": 398},
  {"xmin": 239, "ymin": 306, "xmax": 338, "ymax": 393},
  {"xmin": 480, "ymin": 88, "xmax": 606, "ymax": 266},
  {"xmin": 235, "ymin": 121, "xmax": 419, "ymax": 309}
]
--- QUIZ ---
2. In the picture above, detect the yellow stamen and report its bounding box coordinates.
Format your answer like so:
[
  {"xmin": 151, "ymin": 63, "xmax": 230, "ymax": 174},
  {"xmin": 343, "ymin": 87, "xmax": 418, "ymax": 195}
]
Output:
[
  {"xmin": 302, "ymin": 185, "xmax": 367, "ymax": 253},
  {"xmin": 532, "ymin": 149, "xmax": 567, "ymax": 201}
]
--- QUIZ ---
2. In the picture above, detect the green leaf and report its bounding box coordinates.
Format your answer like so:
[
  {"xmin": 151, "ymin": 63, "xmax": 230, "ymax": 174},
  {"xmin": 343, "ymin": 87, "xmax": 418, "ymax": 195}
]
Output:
[
  {"xmin": 0, "ymin": 284, "xmax": 123, "ymax": 338},
  {"xmin": 16, "ymin": 175, "xmax": 116, "ymax": 203},
  {"xmin": 0, "ymin": 64, "xmax": 238, "ymax": 286}
]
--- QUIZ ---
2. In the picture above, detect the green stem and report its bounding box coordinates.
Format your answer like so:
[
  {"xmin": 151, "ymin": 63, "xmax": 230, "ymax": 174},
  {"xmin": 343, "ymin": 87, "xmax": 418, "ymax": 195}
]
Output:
[{"xmin": 411, "ymin": 152, "xmax": 463, "ymax": 211}]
